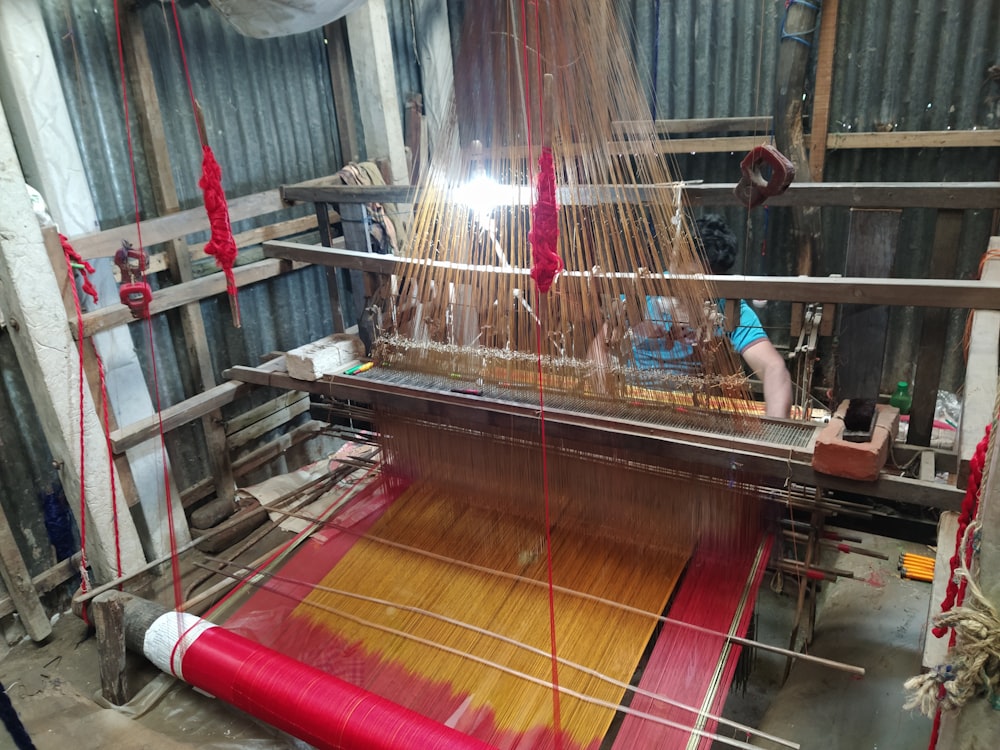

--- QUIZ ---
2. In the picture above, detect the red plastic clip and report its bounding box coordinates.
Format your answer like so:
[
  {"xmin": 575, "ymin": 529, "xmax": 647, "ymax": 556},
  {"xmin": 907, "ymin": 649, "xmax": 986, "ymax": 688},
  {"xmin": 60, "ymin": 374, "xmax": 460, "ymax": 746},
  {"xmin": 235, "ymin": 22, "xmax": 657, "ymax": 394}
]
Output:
[
  {"xmin": 114, "ymin": 240, "xmax": 153, "ymax": 318},
  {"xmin": 734, "ymin": 144, "xmax": 796, "ymax": 208}
]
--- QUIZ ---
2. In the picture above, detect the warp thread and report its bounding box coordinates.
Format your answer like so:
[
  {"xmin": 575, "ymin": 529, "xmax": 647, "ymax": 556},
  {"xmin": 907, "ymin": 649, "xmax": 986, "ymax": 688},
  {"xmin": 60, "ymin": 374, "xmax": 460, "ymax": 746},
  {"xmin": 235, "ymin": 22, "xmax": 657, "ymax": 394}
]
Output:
[
  {"xmin": 528, "ymin": 146, "xmax": 562, "ymax": 293},
  {"xmin": 59, "ymin": 234, "xmax": 98, "ymax": 304},
  {"xmin": 198, "ymin": 144, "xmax": 240, "ymax": 320},
  {"xmin": 933, "ymin": 426, "xmax": 990, "ymax": 639},
  {"xmin": 905, "ymin": 521, "xmax": 1000, "ymax": 716},
  {"xmin": 0, "ymin": 680, "xmax": 37, "ymax": 750}
]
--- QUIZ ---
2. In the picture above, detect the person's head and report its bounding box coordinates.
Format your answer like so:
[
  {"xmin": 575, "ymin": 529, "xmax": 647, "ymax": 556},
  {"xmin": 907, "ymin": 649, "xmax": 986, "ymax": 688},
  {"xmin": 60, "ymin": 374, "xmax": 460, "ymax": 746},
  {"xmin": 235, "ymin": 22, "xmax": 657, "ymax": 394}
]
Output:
[{"xmin": 695, "ymin": 214, "xmax": 737, "ymax": 275}]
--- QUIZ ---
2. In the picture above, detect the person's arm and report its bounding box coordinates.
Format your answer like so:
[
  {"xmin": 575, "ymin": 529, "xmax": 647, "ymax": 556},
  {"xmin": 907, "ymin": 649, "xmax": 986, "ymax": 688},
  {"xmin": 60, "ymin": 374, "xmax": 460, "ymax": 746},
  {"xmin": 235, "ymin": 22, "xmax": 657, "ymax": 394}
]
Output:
[{"xmin": 740, "ymin": 338, "xmax": 792, "ymax": 418}]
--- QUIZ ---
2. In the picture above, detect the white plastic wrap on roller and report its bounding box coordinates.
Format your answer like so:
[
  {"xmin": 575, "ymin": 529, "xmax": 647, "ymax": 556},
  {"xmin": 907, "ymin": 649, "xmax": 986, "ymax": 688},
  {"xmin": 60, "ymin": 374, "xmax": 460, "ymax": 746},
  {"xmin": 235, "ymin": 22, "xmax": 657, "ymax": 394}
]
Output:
[
  {"xmin": 208, "ymin": 0, "xmax": 367, "ymax": 38},
  {"xmin": 143, "ymin": 611, "xmax": 216, "ymax": 680}
]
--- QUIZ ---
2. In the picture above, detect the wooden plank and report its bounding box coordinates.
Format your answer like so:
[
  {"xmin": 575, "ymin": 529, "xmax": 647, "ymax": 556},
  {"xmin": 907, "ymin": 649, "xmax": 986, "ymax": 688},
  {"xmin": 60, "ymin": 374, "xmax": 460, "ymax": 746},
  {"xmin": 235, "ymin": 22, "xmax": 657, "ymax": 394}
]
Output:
[
  {"xmin": 263, "ymin": 240, "xmax": 1000, "ymax": 309},
  {"xmin": 834, "ymin": 210, "xmax": 901, "ymax": 402},
  {"xmin": 324, "ymin": 19, "xmax": 361, "ymax": 164},
  {"xmin": 808, "ymin": 0, "xmax": 839, "ymax": 181},
  {"xmin": 909, "ymin": 210, "xmax": 963, "ymax": 445},
  {"xmin": 226, "ymin": 396, "xmax": 311, "ymax": 450},
  {"xmin": 280, "ymin": 181, "xmax": 1000, "ymax": 210},
  {"xmin": 69, "ymin": 188, "xmax": 293, "ymax": 260},
  {"xmin": 224, "ymin": 391, "xmax": 309, "ymax": 435},
  {"xmin": 0, "ymin": 552, "xmax": 82, "ymax": 620},
  {"xmin": 285, "ymin": 335, "xmax": 364, "ymax": 381},
  {"xmin": 958, "ymin": 246, "xmax": 1000, "ymax": 487},
  {"xmin": 827, "ymin": 129, "xmax": 1000, "ymax": 150},
  {"xmin": 108, "ymin": 356, "xmax": 287, "ymax": 454},
  {"xmin": 92, "ymin": 591, "xmax": 130, "ymax": 705},
  {"xmin": 0, "ymin": 503, "xmax": 51, "ymax": 641},
  {"xmin": 614, "ymin": 116, "xmax": 774, "ymax": 136},
  {"xmin": 73, "ymin": 256, "xmax": 314, "ymax": 339}
]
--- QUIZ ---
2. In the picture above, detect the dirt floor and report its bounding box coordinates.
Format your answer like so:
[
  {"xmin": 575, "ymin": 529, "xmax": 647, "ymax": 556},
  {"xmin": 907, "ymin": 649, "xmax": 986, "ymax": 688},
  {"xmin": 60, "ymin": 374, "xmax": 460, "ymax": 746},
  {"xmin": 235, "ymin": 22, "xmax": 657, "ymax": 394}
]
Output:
[{"xmin": 0, "ymin": 529, "xmax": 935, "ymax": 750}]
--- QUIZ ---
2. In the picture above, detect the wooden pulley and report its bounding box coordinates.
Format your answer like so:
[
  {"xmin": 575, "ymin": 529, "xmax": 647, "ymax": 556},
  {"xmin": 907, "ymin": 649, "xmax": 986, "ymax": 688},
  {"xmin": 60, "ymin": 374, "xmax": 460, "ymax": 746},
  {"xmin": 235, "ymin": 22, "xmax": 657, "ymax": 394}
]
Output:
[{"xmin": 733, "ymin": 144, "xmax": 796, "ymax": 208}]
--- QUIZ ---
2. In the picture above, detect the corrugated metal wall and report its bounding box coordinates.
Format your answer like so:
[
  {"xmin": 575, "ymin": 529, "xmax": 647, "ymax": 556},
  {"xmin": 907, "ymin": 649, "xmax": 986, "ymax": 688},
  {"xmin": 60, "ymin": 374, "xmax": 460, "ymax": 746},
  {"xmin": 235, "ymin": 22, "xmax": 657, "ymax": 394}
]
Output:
[{"xmin": 3, "ymin": 0, "xmax": 999, "ymax": 581}]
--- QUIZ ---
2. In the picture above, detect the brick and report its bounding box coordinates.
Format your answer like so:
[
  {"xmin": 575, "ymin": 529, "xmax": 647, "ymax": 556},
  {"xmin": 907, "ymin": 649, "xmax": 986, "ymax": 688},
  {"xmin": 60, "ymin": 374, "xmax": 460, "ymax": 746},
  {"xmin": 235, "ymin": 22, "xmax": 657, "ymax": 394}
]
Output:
[{"xmin": 811, "ymin": 401, "xmax": 900, "ymax": 482}]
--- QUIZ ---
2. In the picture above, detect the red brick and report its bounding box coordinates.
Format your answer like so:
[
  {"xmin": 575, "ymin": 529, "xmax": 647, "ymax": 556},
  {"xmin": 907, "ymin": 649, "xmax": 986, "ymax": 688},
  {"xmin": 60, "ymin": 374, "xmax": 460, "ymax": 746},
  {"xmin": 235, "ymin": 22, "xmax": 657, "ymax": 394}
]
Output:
[{"xmin": 811, "ymin": 401, "xmax": 900, "ymax": 482}]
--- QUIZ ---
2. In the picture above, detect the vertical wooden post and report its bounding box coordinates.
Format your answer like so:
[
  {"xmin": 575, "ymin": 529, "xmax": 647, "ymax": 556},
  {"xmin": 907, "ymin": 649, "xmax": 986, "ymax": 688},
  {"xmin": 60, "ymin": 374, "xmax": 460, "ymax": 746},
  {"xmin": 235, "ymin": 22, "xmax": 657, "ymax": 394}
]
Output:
[
  {"xmin": 345, "ymin": 0, "xmax": 409, "ymax": 186},
  {"xmin": 957, "ymin": 242, "xmax": 1000, "ymax": 487},
  {"xmin": 120, "ymin": 4, "xmax": 236, "ymax": 512},
  {"xmin": 0, "ymin": 99, "xmax": 144, "ymax": 582},
  {"xmin": 774, "ymin": 0, "xmax": 823, "ymax": 276},
  {"xmin": 908, "ymin": 210, "xmax": 962, "ymax": 446},
  {"xmin": 834, "ymin": 209, "xmax": 901, "ymax": 404},
  {"xmin": 808, "ymin": 0, "xmax": 839, "ymax": 182},
  {"xmin": 92, "ymin": 591, "xmax": 130, "ymax": 704},
  {"xmin": 324, "ymin": 19, "xmax": 361, "ymax": 166}
]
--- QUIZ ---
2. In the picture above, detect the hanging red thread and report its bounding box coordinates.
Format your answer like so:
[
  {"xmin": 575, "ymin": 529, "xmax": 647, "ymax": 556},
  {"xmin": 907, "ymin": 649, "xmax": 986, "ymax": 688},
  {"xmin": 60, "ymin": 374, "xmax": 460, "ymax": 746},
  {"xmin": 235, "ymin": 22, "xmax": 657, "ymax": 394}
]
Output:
[
  {"xmin": 529, "ymin": 147, "xmax": 562, "ymax": 293},
  {"xmin": 60, "ymin": 234, "xmax": 99, "ymax": 303},
  {"xmin": 199, "ymin": 144, "xmax": 241, "ymax": 326},
  {"xmin": 61, "ymin": 235, "xmax": 97, "ymax": 610}
]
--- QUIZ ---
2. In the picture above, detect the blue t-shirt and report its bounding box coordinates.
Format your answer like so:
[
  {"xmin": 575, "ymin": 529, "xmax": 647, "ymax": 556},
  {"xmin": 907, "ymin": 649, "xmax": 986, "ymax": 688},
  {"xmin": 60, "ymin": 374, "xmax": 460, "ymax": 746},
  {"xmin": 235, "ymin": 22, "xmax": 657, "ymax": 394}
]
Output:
[{"xmin": 631, "ymin": 296, "xmax": 767, "ymax": 371}]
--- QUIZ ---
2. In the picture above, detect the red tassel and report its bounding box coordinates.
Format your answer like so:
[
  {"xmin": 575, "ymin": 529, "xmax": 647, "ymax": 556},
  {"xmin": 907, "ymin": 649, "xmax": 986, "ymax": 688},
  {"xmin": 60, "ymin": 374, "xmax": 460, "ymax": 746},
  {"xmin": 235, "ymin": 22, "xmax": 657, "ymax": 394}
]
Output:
[
  {"xmin": 60, "ymin": 234, "xmax": 99, "ymax": 304},
  {"xmin": 528, "ymin": 147, "xmax": 562, "ymax": 294},
  {"xmin": 198, "ymin": 144, "xmax": 241, "ymax": 327}
]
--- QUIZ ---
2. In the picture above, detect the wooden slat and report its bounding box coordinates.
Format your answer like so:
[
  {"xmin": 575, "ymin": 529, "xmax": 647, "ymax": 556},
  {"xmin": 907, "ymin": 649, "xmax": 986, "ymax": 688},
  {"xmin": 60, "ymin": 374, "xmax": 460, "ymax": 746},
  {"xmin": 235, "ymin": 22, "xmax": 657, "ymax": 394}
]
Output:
[
  {"xmin": 109, "ymin": 356, "xmax": 290, "ymax": 454},
  {"xmin": 0, "ymin": 552, "xmax": 81, "ymax": 619},
  {"xmin": 808, "ymin": 0, "xmax": 839, "ymax": 180},
  {"xmin": 613, "ymin": 116, "xmax": 773, "ymax": 136},
  {"xmin": 280, "ymin": 181, "xmax": 1000, "ymax": 210},
  {"xmin": 324, "ymin": 19, "xmax": 361, "ymax": 164},
  {"xmin": 263, "ymin": 241, "xmax": 1000, "ymax": 310},
  {"xmin": 73, "ymin": 255, "xmax": 315, "ymax": 339},
  {"xmin": 226, "ymin": 395, "xmax": 311, "ymax": 450},
  {"xmin": 924, "ymin": 511, "xmax": 958, "ymax": 669},
  {"xmin": 827, "ymin": 129, "xmax": 1000, "ymax": 150},
  {"xmin": 0, "ymin": 503, "xmax": 51, "ymax": 641},
  {"xmin": 69, "ymin": 188, "xmax": 295, "ymax": 260},
  {"xmin": 224, "ymin": 391, "xmax": 308, "ymax": 436}
]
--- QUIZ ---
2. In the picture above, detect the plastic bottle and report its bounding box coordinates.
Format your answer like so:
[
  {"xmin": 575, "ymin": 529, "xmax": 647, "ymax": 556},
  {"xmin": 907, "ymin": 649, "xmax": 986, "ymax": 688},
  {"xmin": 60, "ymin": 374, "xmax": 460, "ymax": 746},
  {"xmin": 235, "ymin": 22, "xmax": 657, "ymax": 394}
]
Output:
[{"xmin": 889, "ymin": 381, "xmax": 912, "ymax": 414}]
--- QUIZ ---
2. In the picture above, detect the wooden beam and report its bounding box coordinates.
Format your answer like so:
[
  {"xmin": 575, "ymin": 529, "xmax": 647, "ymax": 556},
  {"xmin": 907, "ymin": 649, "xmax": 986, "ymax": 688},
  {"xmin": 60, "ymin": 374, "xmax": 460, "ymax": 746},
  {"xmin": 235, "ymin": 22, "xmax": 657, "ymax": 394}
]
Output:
[
  {"xmin": 614, "ymin": 117, "xmax": 774, "ymax": 136},
  {"xmin": 0, "ymin": 552, "xmax": 82, "ymax": 620},
  {"xmin": 345, "ymin": 0, "xmax": 408, "ymax": 184},
  {"xmin": 908, "ymin": 210, "xmax": 963, "ymax": 445},
  {"xmin": 73, "ymin": 255, "xmax": 314, "ymax": 339},
  {"xmin": 0, "ymin": 98, "xmax": 144, "ymax": 581},
  {"xmin": 226, "ymin": 395, "xmax": 311, "ymax": 451},
  {"xmin": 280, "ymin": 181, "xmax": 1000, "ymax": 210},
  {"xmin": 808, "ymin": 0, "xmax": 839, "ymax": 180},
  {"xmin": 108, "ymin": 357, "xmax": 287, "ymax": 454},
  {"xmin": 69, "ymin": 188, "xmax": 294, "ymax": 261},
  {"xmin": 92, "ymin": 591, "xmax": 130, "ymax": 705},
  {"xmin": 827, "ymin": 129, "xmax": 1000, "ymax": 150},
  {"xmin": 958, "ymin": 245, "xmax": 1000, "ymax": 487},
  {"xmin": 263, "ymin": 240, "xmax": 1000, "ymax": 310},
  {"xmin": 324, "ymin": 19, "xmax": 361, "ymax": 165},
  {"xmin": 834, "ymin": 210, "xmax": 901, "ymax": 402},
  {"xmin": 0, "ymin": 502, "xmax": 51, "ymax": 641}
]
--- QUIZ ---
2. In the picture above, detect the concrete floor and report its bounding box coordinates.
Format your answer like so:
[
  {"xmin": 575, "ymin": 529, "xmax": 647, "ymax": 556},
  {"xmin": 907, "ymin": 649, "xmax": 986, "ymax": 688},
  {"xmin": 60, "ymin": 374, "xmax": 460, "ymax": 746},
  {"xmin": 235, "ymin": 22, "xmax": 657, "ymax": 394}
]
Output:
[{"xmin": 0, "ymin": 531, "xmax": 934, "ymax": 750}]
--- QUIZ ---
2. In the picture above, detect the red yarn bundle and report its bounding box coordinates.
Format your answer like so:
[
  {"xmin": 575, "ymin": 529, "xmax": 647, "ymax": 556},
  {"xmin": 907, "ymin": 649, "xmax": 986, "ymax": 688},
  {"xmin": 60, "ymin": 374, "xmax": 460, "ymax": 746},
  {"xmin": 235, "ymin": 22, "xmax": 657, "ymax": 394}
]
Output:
[
  {"xmin": 198, "ymin": 144, "xmax": 240, "ymax": 321},
  {"xmin": 528, "ymin": 147, "xmax": 562, "ymax": 293},
  {"xmin": 60, "ymin": 234, "xmax": 99, "ymax": 303}
]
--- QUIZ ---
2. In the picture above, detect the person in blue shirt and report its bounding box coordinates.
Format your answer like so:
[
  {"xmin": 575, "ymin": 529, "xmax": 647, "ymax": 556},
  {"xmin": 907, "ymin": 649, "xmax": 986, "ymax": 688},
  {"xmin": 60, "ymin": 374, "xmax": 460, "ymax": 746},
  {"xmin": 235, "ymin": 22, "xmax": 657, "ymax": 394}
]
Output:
[{"xmin": 592, "ymin": 215, "xmax": 792, "ymax": 418}]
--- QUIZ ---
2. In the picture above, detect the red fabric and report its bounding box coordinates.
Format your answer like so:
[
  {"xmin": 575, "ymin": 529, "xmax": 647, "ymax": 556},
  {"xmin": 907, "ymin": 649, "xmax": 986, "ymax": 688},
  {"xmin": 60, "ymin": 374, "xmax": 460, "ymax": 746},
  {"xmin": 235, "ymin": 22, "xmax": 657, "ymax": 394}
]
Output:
[
  {"xmin": 181, "ymin": 625, "xmax": 495, "ymax": 750},
  {"xmin": 528, "ymin": 147, "xmax": 562, "ymax": 293},
  {"xmin": 198, "ymin": 145, "xmax": 240, "ymax": 301}
]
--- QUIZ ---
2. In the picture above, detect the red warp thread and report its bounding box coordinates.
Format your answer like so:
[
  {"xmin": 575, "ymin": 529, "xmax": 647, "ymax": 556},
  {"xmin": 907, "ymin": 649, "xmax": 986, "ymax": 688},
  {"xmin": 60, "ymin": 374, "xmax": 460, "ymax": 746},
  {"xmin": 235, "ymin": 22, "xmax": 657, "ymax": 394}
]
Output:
[
  {"xmin": 528, "ymin": 147, "xmax": 562, "ymax": 293},
  {"xmin": 199, "ymin": 144, "xmax": 240, "ymax": 318},
  {"xmin": 181, "ymin": 626, "xmax": 494, "ymax": 750},
  {"xmin": 932, "ymin": 424, "xmax": 989, "ymax": 639},
  {"xmin": 60, "ymin": 234, "xmax": 99, "ymax": 304}
]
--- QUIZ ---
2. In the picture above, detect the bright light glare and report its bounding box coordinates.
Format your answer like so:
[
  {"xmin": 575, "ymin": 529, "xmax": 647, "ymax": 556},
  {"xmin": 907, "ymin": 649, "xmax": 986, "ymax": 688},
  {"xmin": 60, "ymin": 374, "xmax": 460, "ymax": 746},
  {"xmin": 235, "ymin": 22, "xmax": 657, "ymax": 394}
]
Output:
[{"xmin": 453, "ymin": 175, "xmax": 525, "ymax": 223}]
